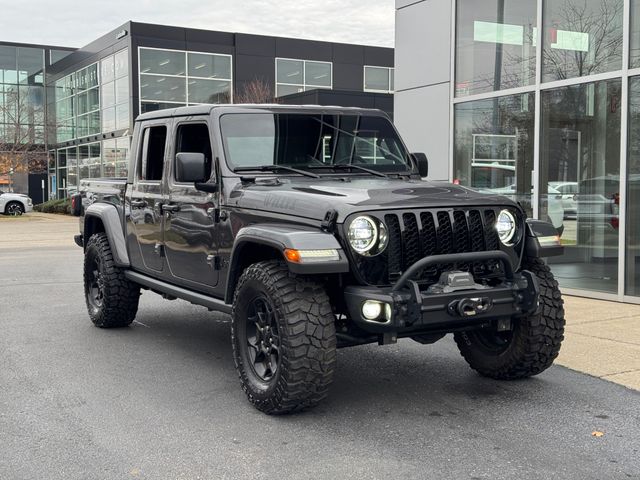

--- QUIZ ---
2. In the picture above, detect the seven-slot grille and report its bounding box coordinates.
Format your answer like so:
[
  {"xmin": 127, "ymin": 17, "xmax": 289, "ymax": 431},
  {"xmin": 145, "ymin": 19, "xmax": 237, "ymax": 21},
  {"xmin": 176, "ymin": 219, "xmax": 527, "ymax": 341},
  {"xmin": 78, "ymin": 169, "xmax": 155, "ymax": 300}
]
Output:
[{"xmin": 379, "ymin": 208, "xmax": 503, "ymax": 285}]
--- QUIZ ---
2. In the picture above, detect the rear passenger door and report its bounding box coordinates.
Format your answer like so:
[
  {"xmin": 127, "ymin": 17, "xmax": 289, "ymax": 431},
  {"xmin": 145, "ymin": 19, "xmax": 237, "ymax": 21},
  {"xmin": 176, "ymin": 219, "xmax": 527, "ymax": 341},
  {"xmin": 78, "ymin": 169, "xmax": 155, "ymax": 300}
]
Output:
[
  {"xmin": 127, "ymin": 122, "xmax": 169, "ymax": 274},
  {"xmin": 163, "ymin": 119, "xmax": 219, "ymax": 291}
]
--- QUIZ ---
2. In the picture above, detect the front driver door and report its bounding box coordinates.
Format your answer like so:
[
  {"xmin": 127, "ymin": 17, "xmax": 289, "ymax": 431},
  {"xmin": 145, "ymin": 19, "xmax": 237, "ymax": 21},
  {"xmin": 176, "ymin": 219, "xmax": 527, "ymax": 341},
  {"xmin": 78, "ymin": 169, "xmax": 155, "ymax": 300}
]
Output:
[{"xmin": 163, "ymin": 120, "xmax": 219, "ymax": 291}]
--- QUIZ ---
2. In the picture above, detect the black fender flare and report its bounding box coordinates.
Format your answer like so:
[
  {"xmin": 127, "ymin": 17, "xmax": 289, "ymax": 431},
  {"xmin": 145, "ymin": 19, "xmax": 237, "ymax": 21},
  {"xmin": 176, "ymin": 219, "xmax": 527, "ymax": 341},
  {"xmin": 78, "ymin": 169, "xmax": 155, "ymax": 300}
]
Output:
[
  {"xmin": 83, "ymin": 203, "xmax": 130, "ymax": 267},
  {"xmin": 524, "ymin": 219, "xmax": 564, "ymax": 258},
  {"xmin": 224, "ymin": 224, "xmax": 349, "ymax": 303}
]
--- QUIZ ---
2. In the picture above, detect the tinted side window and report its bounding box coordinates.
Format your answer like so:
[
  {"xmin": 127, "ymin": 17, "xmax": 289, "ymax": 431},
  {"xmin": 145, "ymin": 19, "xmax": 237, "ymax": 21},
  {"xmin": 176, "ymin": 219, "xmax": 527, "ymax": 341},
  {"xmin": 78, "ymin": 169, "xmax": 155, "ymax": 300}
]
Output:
[
  {"xmin": 175, "ymin": 123, "xmax": 213, "ymax": 181},
  {"xmin": 139, "ymin": 126, "xmax": 167, "ymax": 181}
]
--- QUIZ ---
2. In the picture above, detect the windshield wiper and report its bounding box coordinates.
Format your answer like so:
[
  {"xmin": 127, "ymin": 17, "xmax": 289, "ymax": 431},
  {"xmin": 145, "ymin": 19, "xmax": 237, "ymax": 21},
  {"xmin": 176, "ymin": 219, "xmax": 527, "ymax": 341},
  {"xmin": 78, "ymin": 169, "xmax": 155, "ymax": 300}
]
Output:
[
  {"xmin": 233, "ymin": 165, "xmax": 319, "ymax": 179},
  {"xmin": 306, "ymin": 163, "xmax": 389, "ymax": 178}
]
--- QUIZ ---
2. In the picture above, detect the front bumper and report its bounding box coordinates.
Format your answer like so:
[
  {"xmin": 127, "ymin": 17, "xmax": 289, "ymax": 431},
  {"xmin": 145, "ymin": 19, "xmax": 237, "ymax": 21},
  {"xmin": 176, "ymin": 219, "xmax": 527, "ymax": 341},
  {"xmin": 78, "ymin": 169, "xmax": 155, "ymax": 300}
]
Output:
[{"xmin": 343, "ymin": 250, "xmax": 539, "ymax": 334}]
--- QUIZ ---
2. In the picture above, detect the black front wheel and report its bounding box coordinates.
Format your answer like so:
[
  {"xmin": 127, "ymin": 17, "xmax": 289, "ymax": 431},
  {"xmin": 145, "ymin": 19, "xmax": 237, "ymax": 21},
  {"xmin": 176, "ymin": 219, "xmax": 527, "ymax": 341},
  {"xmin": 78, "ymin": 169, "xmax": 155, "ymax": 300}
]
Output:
[
  {"xmin": 454, "ymin": 257, "xmax": 565, "ymax": 379},
  {"xmin": 231, "ymin": 260, "xmax": 337, "ymax": 414}
]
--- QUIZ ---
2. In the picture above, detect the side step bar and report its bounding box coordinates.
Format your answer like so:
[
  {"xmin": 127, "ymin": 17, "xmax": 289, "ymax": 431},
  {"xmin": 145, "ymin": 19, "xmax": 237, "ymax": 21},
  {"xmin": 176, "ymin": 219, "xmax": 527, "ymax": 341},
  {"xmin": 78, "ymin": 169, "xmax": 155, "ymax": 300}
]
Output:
[{"xmin": 125, "ymin": 270, "xmax": 232, "ymax": 315}]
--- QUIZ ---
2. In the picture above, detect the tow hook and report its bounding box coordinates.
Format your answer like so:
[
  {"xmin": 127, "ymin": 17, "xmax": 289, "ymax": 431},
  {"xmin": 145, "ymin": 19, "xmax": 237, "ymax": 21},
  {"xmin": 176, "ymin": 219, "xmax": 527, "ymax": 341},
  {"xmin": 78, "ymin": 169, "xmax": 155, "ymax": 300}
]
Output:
[{"xmin": 448, "ymin": 297, "xmax": 493, "ymax": 317}]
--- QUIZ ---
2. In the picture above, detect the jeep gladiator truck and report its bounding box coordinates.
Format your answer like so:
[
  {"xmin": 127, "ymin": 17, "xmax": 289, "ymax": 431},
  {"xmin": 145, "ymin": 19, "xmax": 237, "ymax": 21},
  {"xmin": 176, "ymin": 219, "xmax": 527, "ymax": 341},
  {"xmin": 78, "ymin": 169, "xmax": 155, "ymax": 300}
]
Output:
[{"xmin": 73, "ymin": 104, "xmax": 565, "ymax": 414}]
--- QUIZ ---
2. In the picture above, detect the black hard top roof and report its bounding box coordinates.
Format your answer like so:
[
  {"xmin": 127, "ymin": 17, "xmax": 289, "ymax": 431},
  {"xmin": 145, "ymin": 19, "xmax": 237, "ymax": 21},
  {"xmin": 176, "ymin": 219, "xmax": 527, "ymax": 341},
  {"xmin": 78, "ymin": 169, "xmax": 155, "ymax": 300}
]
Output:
[{"xmin": 136, "ymin": 103, "xmax": 387, "ymax": 122}]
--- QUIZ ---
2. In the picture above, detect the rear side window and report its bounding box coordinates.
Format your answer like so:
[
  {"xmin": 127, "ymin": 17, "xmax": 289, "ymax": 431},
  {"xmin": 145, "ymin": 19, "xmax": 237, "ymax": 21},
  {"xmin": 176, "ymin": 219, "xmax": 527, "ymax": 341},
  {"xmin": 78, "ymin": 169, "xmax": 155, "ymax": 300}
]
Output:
[
  {"xmin": 175, "ymin": 123, "xmax": 213, "ymax": 182},
  {"xmin": 139, "ymin": 126, "xmax": 167, "ymax": 181}
]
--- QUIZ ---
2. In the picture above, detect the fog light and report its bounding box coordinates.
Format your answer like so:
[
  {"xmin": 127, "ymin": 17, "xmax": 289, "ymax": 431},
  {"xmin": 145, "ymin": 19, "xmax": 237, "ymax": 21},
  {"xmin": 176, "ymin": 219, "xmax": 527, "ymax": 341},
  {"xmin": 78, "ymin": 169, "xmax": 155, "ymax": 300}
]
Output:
[{"xmin": 362, "ymin": 300, "xmax": 383, "ymax": 320}]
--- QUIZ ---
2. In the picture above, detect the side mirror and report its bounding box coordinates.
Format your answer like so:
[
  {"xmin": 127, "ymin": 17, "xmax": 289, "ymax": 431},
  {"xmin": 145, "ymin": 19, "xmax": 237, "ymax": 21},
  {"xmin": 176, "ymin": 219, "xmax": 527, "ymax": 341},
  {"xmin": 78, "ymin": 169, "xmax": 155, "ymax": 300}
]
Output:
[
  {"xmin": 411, "ymin": 152, "xmax": 429, "ymax": 178},
  {"xmin": 176, "ymin": 152, "xmax": 207, "ymax": 183}
]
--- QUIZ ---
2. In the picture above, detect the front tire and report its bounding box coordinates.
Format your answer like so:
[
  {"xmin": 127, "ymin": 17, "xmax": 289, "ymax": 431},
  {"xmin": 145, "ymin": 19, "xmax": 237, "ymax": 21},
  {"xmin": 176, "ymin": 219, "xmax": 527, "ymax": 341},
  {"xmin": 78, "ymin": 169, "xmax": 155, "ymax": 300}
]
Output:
[
  {"xmin": 231, "ymin": 260, "xmax": 337, "ymax": 414},
  {"xmin": 454, "ymin": 257, "xmax": 565, "ymax": 379},
  {"xmin": 84, "ymin": 233, "xmax": 140, "ymax": 328},
  {"xmin": 5, "ymin": 201, "xmax": 24, "ymax": 216}
]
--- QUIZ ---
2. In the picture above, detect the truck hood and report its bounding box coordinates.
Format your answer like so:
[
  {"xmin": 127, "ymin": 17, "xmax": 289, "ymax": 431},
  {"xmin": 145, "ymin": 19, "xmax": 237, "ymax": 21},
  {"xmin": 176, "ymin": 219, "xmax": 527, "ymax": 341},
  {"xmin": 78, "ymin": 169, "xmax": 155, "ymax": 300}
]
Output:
[{"xmin": 226, "ymin": 177, "xmax": 519, "ymax": 222}]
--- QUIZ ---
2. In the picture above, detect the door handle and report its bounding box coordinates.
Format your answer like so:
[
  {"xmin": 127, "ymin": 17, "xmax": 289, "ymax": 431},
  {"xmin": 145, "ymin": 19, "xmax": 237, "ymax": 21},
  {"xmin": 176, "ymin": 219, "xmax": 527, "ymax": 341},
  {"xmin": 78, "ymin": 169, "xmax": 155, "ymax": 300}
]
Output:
[
  {"xmin": 162, "ymin": 203, "xmax": 180, "ymax": 213},
  {"xmin": 131, "ymin": 200, "xmax": 146, "ymax": 208}
]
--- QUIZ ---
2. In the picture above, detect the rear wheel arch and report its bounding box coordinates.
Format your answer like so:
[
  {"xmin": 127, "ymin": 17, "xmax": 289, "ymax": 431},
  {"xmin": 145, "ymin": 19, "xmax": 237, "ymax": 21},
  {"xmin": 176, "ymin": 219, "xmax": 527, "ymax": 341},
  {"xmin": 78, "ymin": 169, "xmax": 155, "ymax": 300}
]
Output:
[{"xmin": 84, "ymin": 215, "xmax": 106, "ymax": 245}]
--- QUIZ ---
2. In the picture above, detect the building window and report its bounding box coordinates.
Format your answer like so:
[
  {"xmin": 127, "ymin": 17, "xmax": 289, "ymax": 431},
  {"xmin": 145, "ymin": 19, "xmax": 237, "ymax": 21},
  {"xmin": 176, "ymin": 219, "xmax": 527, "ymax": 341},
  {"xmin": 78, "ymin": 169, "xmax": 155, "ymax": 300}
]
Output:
[
  {"xmin": 625, "ymin": 76, "xmax": 640, "ymax": 295},
  {"xmin": 540, "ymin": 79, "xmax": 621, "ymax": 293},
  {"xmin": 275, "ymin": 58, "xmax": 332, "ymax": 97},
  {"xmin": 453, "ymin": 93, "xmax": 534, "ymax": 218},
  {"xmin": 139, "ymin": 48, "xmax": 232, "ymax": 114},
  {"xmin": 102, "ymin": 136, "xmax": 130, "ymax": 178},
  {"xmin": 0, "ymin": 45, "xmax": 45, "ymax": 145},
  {"xmin": 631, "ymin": 0, "xmax": 640, "ymax": 68},
  {"xmin": 542, "ymin": 0, "xmax": 623, "ymax": 83},
  {"xmin": 364, "ymin": 66, "xmax": 394, "ymax": 93},
  {"xmin": 100, "ymin": 48, "xmax": 129, "ymax": 134},
  {"xmin": 455, "ymin": 0, "xmax": 536, "ymax": 97}
]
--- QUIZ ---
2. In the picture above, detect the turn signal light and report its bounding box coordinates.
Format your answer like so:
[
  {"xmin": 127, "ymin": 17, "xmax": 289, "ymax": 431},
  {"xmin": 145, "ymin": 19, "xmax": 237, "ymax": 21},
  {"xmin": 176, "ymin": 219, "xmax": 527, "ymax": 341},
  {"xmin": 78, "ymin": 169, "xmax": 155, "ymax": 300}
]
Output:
[{"xmin": 283, "ymin": 248, "xmax": 340, "ymax": 264}]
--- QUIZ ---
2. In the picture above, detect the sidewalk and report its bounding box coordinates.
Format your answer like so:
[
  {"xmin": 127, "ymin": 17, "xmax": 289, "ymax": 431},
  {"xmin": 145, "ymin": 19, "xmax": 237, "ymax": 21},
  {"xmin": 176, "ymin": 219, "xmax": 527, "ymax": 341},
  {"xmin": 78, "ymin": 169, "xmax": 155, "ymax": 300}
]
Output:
[
  {"xmin": 1, "ymin": 212, "xmax": 639, "ymax": 391},
  {"xmin": 0, "ymin": 212, "xmax": 78, "ymax": 249},
  {"xmin": 558, "ymin": 296, "xmax": 640, "ymax": 391}
]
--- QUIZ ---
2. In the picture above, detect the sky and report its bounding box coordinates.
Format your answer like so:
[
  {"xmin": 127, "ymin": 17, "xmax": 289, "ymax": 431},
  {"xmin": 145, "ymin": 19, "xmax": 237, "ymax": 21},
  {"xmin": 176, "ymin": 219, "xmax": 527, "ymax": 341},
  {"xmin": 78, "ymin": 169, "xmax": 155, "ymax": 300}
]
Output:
[{"xmin": 0, "ymin": 0, "xmax": 395, "ymax": 48}]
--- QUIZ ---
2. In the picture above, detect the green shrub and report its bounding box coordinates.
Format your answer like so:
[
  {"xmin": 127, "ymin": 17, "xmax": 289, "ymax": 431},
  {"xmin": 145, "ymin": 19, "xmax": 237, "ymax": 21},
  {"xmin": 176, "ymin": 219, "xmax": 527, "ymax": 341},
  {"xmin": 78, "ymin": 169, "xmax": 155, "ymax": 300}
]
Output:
[{"xmin": 34, "ymin": 197, "xmax": 72, "ymax": 215}]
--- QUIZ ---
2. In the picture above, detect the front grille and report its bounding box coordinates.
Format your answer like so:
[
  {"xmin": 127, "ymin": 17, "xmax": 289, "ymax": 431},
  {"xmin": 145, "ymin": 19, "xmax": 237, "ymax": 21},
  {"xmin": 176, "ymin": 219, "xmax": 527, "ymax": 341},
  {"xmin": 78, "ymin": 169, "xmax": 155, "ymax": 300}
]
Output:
[{"xmin": 364, "ymin": 208, "xmax": 507, "ymax": 285}]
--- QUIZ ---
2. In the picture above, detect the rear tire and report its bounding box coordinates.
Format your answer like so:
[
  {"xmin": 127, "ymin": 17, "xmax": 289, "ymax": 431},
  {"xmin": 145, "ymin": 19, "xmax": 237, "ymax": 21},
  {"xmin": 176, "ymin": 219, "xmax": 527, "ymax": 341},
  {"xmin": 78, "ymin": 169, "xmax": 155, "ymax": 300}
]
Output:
[
  {"xmin": 231, "ymin": 260, "xmax": 336, "ymax": 414},
  {"xmin": 84, "ymin": 233, "xmax": 140, "ymax": 328},
  {"xmin": 454, "ymin": 257, "xmax": 565, "ymax": 379}
]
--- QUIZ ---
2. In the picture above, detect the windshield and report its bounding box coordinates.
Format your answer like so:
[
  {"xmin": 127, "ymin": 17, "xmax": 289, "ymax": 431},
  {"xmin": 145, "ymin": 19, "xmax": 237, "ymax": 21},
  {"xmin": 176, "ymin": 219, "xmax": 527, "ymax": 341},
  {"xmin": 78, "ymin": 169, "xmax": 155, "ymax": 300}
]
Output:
[{"xmin": 220, "ymin": 113, "xmax": 411, "ymax": 173}]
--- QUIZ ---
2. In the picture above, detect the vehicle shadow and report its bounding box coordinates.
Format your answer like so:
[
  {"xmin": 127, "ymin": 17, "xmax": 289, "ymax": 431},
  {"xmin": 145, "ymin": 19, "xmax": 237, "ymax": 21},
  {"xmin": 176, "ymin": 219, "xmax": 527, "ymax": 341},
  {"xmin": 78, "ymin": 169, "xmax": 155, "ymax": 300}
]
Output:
[{"xmin": 122, "ymin": 295, "xmax": 553, "ymax": 421}]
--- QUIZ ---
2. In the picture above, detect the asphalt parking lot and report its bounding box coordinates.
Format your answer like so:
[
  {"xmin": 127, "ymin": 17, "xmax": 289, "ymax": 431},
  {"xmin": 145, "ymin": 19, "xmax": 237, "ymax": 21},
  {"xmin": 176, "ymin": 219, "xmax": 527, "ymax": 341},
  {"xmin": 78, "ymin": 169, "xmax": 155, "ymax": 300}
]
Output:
[{"xmin": 1, "ymin": 215, "xmax": 639, "ymax": 479}]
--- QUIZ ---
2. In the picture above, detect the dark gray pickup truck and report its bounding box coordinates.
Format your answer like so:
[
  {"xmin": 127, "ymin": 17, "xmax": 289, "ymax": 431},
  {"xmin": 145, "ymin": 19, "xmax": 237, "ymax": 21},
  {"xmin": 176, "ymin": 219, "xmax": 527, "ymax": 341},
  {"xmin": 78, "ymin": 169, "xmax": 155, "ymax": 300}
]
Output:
[{"xmin": 73, "ymin": 104, "xmax": 565, "ymax": 414}]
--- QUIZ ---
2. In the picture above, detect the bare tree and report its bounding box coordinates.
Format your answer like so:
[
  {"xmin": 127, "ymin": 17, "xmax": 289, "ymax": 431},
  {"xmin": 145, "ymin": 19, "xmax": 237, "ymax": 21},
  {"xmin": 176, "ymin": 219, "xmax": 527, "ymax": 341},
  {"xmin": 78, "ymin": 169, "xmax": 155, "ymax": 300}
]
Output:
[
  {"xmin": 234, "ymin": 78, "xmax": 276, "ymax": 104},
  {"xmin": 542, "ymin": 0, "xmax": 623, "ymax": 81},
  {"xmin": 0, "ymin": 85, "xmax": 47, "ymax": 191}
]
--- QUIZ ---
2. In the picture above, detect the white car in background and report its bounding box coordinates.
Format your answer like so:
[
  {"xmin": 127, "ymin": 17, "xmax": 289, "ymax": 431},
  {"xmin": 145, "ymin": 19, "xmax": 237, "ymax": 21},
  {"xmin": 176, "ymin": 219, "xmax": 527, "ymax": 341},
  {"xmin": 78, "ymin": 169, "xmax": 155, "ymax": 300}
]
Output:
[
  {"xmin": 469, "ymin": 163, "xmax": 565, "ymax": 236},
  {"xmin": 549, "ymin": 181, "xmax": 578, "ymax": 218},
  {"xmin": 0, "ymin": 192, "xmax": 33, "ymax": 215}
]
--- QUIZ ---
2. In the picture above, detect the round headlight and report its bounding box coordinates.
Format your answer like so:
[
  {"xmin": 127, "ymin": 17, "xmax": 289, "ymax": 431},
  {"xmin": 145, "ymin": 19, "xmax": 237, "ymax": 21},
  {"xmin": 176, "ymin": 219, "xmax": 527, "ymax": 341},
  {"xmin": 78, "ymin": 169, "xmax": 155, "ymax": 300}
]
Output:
[
  {"xmin": 348, "ymin": 216, "xmax": 378, "ymax": 254},
  {"xmin": 496, "ymin": 209, "xmax": 517, "ymax": 245},
  {"xmin": 348, "ymin": 216, "xmax": 388, "ymax": 256}
]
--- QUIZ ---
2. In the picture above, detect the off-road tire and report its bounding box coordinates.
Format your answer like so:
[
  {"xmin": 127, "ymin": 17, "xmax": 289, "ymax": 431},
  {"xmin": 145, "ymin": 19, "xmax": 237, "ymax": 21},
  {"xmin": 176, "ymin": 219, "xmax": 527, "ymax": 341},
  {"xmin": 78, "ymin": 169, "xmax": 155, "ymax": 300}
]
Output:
[
  {"xmin": 5, "ymin": 201, "xmax": 24, "ymax": 216},
  {"xmin": 454, "ymin": 257, "xmax": 565, "ymax": 380},
  {"xmin": 231, "ymin": 260, "xmax": 337, "ymax": 414},
  {"xmin": 84, "ymin": 233, "xmax": 140, "ymax": 328}
]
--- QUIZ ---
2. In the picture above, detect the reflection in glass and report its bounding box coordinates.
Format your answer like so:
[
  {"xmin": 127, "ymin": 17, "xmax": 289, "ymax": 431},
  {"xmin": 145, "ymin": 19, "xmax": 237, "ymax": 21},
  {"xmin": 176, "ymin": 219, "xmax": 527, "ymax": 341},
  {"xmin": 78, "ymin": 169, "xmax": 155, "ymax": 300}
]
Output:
[
  {"xmin": 455, "ymin": 0, "xmax": 536, "ymax": 97},
  {"xmin": 364, "ymin": 66, "xmax": 392, "ymax": 92},
  {"xmin": 625, "ymin": 77, "xmax": 640, "ymax": 295},
  {"xmin": 139, "ymin": 49, "xmax": 185, "ymax": 76},
  {"xmin": 454, "ymin": 93, "xmax": 535, "ymax": 218},
  {"xmin": 188, "ymin": 53, "xmax": 231, "ymax": 79},
  {"xmin": 101, "ymin": 55, "xmax": 115, "ymax": 84},
  {"xmin": 631, "ymin": 0, "xmax": 640, "ymax": 67},
  {"xmin": 188, "ymin": 78, "xmax": 231, "ymax": 103},
  {"xmin": 115, "ymin": 76, "xmax": 129, "ymax": 104},
  {"xmin": 541, "ymin": 79, "xmax": 621, "ymax": 293},
  {"xmin": 140, "ymin": 74, "xmax": 186, "ymax": 103},
  {"xmin": 305, "ymin": 61, "xmax": 331, "ymax": 87},
  {"xmin": 101, "ymin": 81, "xmax": 115, "ymax": 108},
  {"xmin": 276, "ymin": 59, "xmax": 303, "ymax": 84},
  {"xmin": 543, "ymin": 0, "xmax": 623, "ymax": 82},
  {"xmin": 114, "ymin": 49, "xmax": 128, "ymax": 78},
  {"xmin": 115, "ymin": 103, "xmax": 129, "ymax": 130},
  {"xmin": 275, "ymin": 84, "xmax": 303, "ymax": 97}
]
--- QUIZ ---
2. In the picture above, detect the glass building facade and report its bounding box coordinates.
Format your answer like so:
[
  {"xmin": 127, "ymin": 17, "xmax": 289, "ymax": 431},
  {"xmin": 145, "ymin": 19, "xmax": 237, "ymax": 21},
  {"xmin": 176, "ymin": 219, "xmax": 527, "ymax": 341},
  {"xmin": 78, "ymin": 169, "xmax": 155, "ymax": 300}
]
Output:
[
  {"xmin": 395, "ymin": 0, "xmax": 640, "ymax": 301},
  {"xmin": 48, "ymin": 48, "xmax": 131, "ymax": 197}
]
